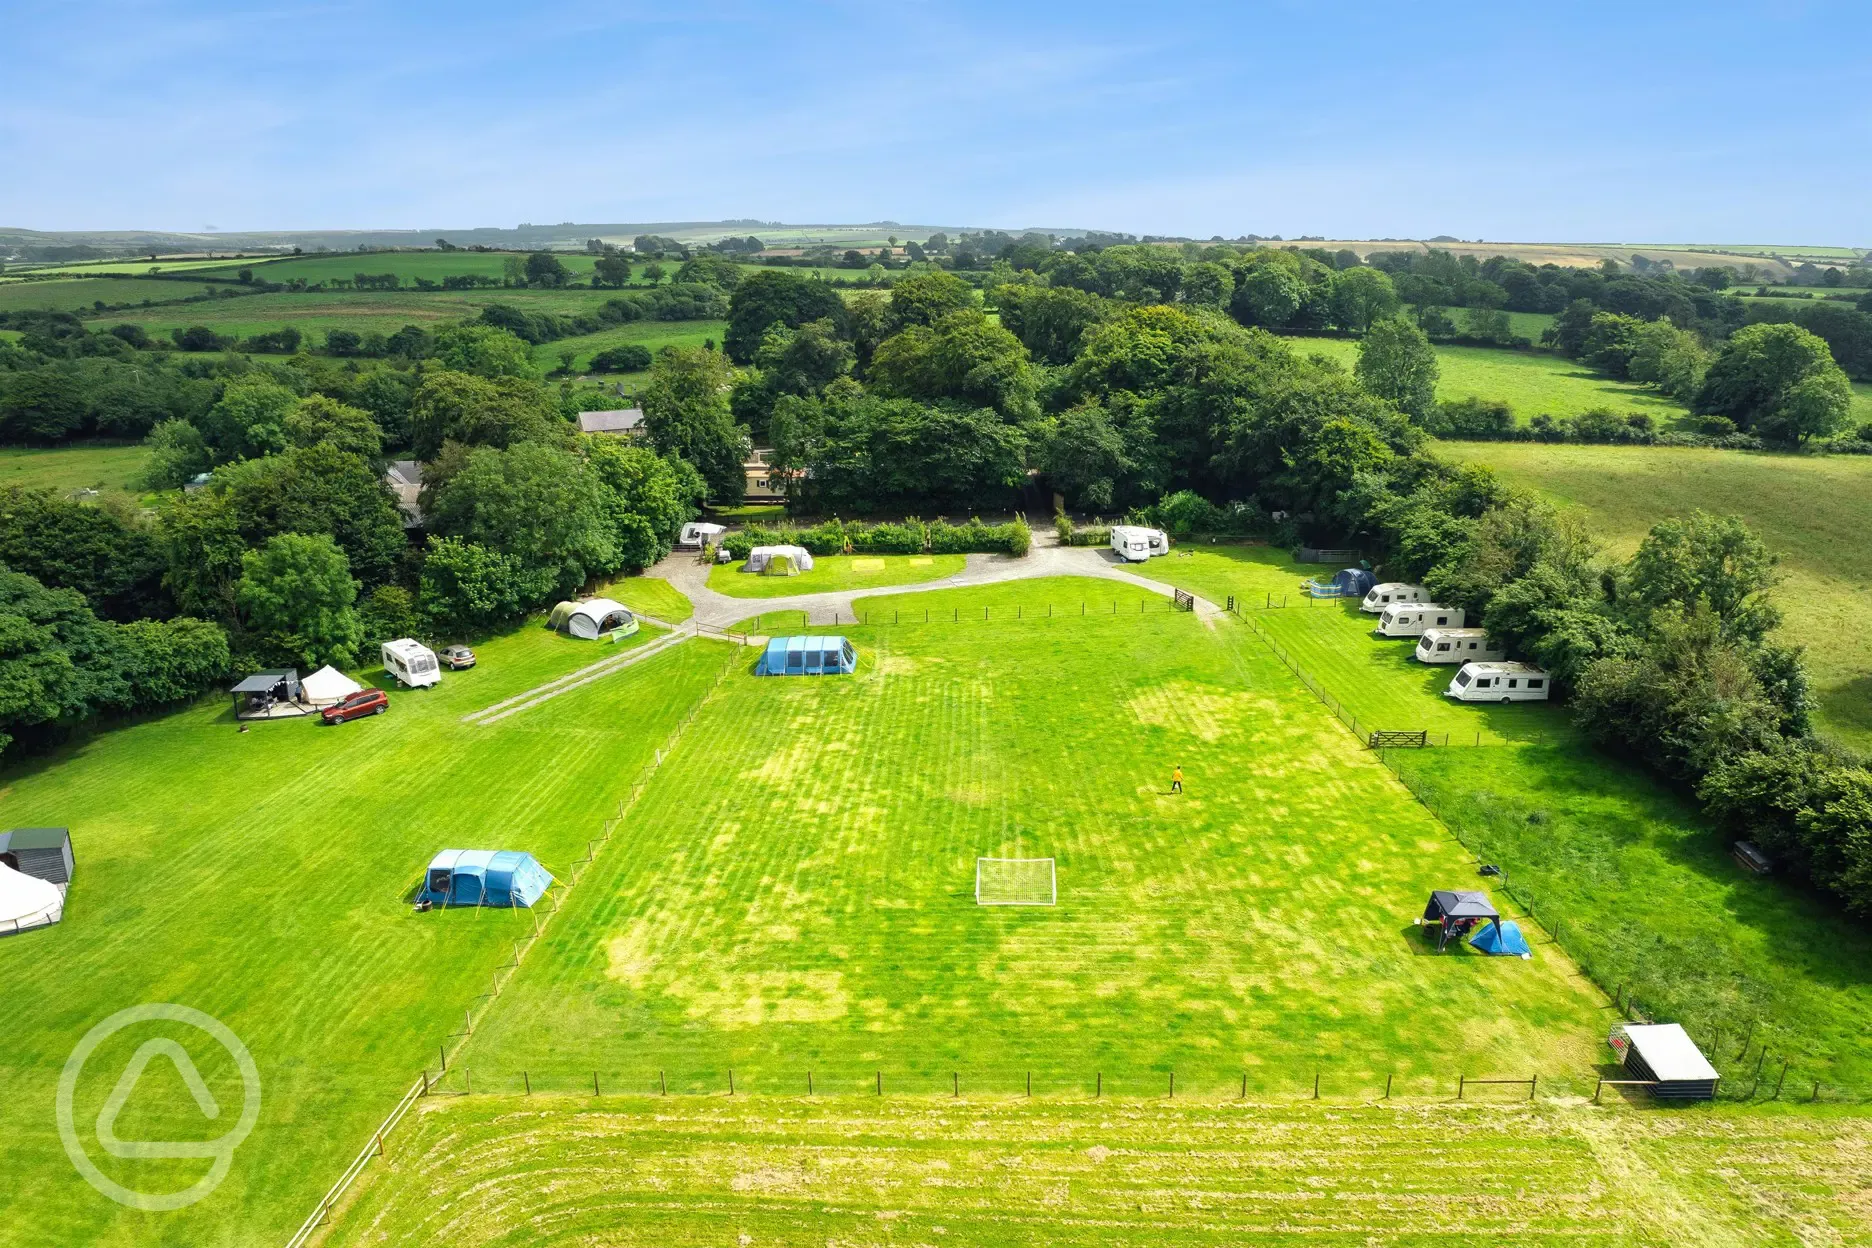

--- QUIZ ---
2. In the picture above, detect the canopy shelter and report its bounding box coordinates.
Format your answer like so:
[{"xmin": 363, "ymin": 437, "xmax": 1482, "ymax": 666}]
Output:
[
  {"xmin": 301, "ymin": 665, "xmax": 364, "ymax": 707},
  {"xmin": 230, "ymin": 669, "xmax": 306, "ymax": 719},
  {"xmin": 1611, "ymin": 1024, "xmax": 1721, "ymax": 1099},
  {"xmin": 756, "ymin": 635, "xmax": 856, "ymax": 676},
  {"xmin": 418, "ymin": 849, "xmax": 554, "ymax": 908},
  {"xmin": 548, "ymin": 598, "xmax": 638, "ymax": 640},
  {"xmin": 1422, "ymin": 889, "xmax": 1502, "ymax": 952},
  {"xmin": 0, "ymin": 827, "xmax": 73, "ymax": 888},
  {"xmin": 0, "ymin": 862, "xmax": 63, "ymax": 934},
  {"xmin": 1469, "ymin": 917, "xmax": 1532, "ymax": 958},
  {"xmin": 744, "ymin": 544, "xmax": 814, "ymax": 575}
]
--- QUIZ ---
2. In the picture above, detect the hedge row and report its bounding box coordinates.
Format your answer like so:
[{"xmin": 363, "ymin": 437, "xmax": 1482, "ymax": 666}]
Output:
[{"xmin": 721, "ymin": 516, "xmax": 1031, "ymax": 559}]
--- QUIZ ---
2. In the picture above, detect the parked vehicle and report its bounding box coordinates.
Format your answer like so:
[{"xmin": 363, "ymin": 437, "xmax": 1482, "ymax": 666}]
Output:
[
  {"xmin": 1445, "ymin": 662, "xmax": 1551, "ymax": 703},
  {"xmin": 321, "ymin": 688, "xmax": 390, "ymax": 724},
  {"xmin": 1110, "ymin": 525, "xmax": 1168, "ymax": 562},
  {"xmin": 1361, "ymin": 582, "xmax": 1427, "ymax": 614},
  {"xmin": 1414, "ymin": 628, "xmax": 1504, "ymax": 665},
  {"xmin": 1375, "ymin": 604, "xmax": 1464, "ymax": 638},
  {"xmin": 440, "ymin": 644, "xmax": 477, "ymax": 671},
  {"xmin": 382, "ymin": 638, "xmax": 441, "ymax": 688}
]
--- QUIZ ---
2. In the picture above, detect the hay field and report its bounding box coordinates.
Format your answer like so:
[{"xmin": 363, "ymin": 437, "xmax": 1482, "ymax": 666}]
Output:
[
  {"xmin": 0, "ymin": 624, "xmax": 730, "ymax": 1244},
  {"xmin": 326, "ymin": 1096, "xmax": 1872, "ymax": 1247},
  {"xmin": 453, "ymin": 577, "xmax": 1607, "ymax": 1104},
  {"xmin": 1451, "ymin": 443, "xmax": 1872, "ymax": 749},
  {"xmin": 1290, "ymin": 239, "xmax": 1801, "ymax": 280}
]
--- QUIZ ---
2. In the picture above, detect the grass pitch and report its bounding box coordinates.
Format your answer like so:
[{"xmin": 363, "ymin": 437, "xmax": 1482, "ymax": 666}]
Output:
[
  {"xmin": 706, "ymin": 552, "xmax": 966, "ymax": 598},
  {"xmin": 327, "ymin": 1096, "xmax": 1872, "ymax": 1247},
  {"xmin": 1451, "ymin": 442, "xmax": 1872, "ymax": 749},
  {"xmin": 0, "ymin": 441, "xmax": 152, "ymax": 499}
]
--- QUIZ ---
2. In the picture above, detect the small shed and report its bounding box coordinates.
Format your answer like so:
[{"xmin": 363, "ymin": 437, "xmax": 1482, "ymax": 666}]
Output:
[
  {"xmin": 302, "ymin": 665, "xmax": 365, "ymax": 707},
  {"xmin": 1422, "ymin": 888, "xmax": 1502, "ymax": 952},
  {"xmin": 745, "ymin": 545, "xmax": 814, "ymax": 574},
  {"xmin": 230, "ymin": 670, "xmax": 306, "ymax": 719},
  {"xmin": 418, "ymin": 849, "xmax": 554, "ymax": 908},
  {"xmin": 0, "ymin": 863, "xmax": 62, "ymax": 934},
  {"xmin": 1611, "ymin": 1024, "xmax": 1721, "ymax": 1099},
  {"xmin": 550, "ymin": 598, "xmax": 638, "ymax": 640},
  {"xmin": 756, "ymin": 635, "xmax": 857, "ymax": 676},
  {"xmin": 0, "ymin": 827, "xmax": 73, "ymax": 888}
]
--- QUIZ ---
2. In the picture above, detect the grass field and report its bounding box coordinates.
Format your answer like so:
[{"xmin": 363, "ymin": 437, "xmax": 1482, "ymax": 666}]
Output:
[
  {"xmin": 0, "ymin": 621, "xmax": 732, "ymax": 1245},
  {"xmin": 0, "ymin": 258, "xmax": 268, "ymax": 278},
  {"xmin": 1288, "ymin": 338, "xmax": 1686, "ymax": 423},
  {"xmin": 1141, "ymin": 545, "xmax": 1872, "ymax": 1093},
  {"xmin": 707, "ymin": 552, "xmax": 966, "ymax": 598},
  {"xmin": 532, "ymin": 319, "xmax": 724, "ymax": 374},
  {"xmin": 453, "ymin": 577, "xmax": 1607, "ymax": 1105},
  {"xmin": 0, "ymin": 442, "xmax": 151, "ymax": 498},
  {"xmin": 599, "ymin": 573, "xmax": 695, "ymax": 622},
  {"xmin": 1450, "ymin": 443, "xmax": 1872, "ymax": 749},
  {"xmin": 328, "ymin": 1096, "xmax": 1872, "ymax": 1247},
  {"xmin": 0, "ymin": 278, "xmax": 247, "ymax": 315}
]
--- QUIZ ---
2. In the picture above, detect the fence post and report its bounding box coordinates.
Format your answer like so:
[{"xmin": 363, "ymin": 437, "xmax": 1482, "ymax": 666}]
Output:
[
  {"xmin": 1313, "ymin": 1071, "xmax": 1320, "ymax": 1100},
  {"xmin": 808, "ymin": 1071, "xmax": 813, "ymax": 1096},
  {"xmin": 1168, "ymin": 1071, "xmax": 1174, "ymax": 1098},
  {"xmin": 729, "ymin": 1069, "xmax": 735, "ymax": 1095},
  {"xmin": 876, "ymin": 1070, "xmax": 883, "ymax": 1096},
  {"xmin": 1240, "ymin": 1073, "xmax": 1247, "ymax": 1099},
  {"xmin": 1593, "ymin": 1078, "xmax": 1603, "ymax": 1103},
  {"xmin": 1529, "ymin": 1075, "xmax": 1537, "ymax": 1101},
  {"xmin": 953, "ymin": 1072, "xmax": 959, "ymax": 1097},
  {"xmin": 660, "ymin": 1069, "xmax": 667, "ymax": 1096},
  {"xmin": 465, "ymin": 1068, "xmax": 471, "ymax": 1095},
  {"xmin": 1774, "ymin": 1060, "xmax": 1788, "ymax": 1099},
  {"xmin": 1026, "ymin": 1071, "xmax": 1032, "ymax": 1097},
  {"xmin": 440, "ymin": 1045, "xmax": 447, "ymax": 1073},
  {"xmin": 593, "ymin": 1071, "xmax": 599, "ymax": 1096},
  {"xmin": 524, "ymin": 1070, "xmax": 530, "ymax": 1095},
  {"xmin": 1097, "ymin": 1071, "xmax": 1102, "ymax": 1098},
  {"xmin": 1458, "ymin": 1075, "xmax": 1466, "ymax": 1100},
  {"xmin": 1811, "ymin": 1081, "xmax": 1821, "ymax": 1102}
]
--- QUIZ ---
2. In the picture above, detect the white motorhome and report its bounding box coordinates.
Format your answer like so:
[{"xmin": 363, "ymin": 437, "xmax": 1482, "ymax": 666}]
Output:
[
  {"xmin": 1446, "ymin": 661, "xmax": 1551, "ymax": 703},
  {"xmin": 1361, "ymin": 582, "xmax": 1427, "ymax": 614},
  {"xmin": 1414, "ymin": 628, "xmax": 1505, "ymax": 665},
  {"xmin": 1375, "ymin": 604, "xmax": 1464, "ymax": 638},
  {"xmin": 381, "ymin": 638, "xmax": 441, "ymax": 688},
  {"xmin": 1109, "ymin": 525, "xmax": 1168, "ymax": 562}
]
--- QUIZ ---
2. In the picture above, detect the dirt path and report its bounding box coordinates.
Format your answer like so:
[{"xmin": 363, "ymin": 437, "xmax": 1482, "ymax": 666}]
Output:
[{"xmin": 649, "ymin": 531, "xmax": 1226, "ymax": 629}]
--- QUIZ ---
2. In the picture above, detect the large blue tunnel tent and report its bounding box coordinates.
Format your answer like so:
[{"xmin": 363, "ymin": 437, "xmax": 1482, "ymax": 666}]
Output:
[
  {"xmin": 419, "ymin": 849, "xmax": 553, "ymax": 907},
  {"xmin": 756, "ymin": 635, "xmax": 856, "ymax": 676}
]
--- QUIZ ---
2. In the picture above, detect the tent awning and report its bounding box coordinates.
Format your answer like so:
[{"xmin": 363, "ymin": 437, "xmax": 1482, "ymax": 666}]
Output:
[{"xmin": 0, "ymin": 861, "xmax": 62, "ymax": 930}]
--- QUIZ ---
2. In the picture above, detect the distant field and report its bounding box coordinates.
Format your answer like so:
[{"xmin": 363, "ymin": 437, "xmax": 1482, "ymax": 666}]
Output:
[
  {"xmin": 1, "ymin": 257, "xmax": 273, "ymax": 278},
  {"xmin": 1451, "ymin": 442, "xmax": 1872, "ymax": 749},
  {"xmin": 1287, "ymin": 337, "xmax": 1685, "ymax": 422},
  {"xmin": 534, "ymin": 319, "xmax": 725, "ymax": 373},
  {"xmin": 1280, "ymin": 239, "xmax": 1802, "ymax": 280},
  {"xmin": 329, "ymin": 1097, "xmax": 1872, "ymax": 1247},
  {"xmin": 80, "ymin": 286, "xmax": 652, "ymax": 342},
  {"xmin": 0, "ymin": 442, "xmax": 150, "ymax": 497},
  {"xmin": 0, "ymin": 277, "xmax": 247, "ymax": 315},
  {"xmin": 706, "ymin": 551, "xmax": 965, "ymax": 597}
]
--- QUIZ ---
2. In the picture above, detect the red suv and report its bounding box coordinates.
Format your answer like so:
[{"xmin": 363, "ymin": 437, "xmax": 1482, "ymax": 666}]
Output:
[{"xmin": 322, "ymin": 688, "xmax": 389, "ymax": 724}]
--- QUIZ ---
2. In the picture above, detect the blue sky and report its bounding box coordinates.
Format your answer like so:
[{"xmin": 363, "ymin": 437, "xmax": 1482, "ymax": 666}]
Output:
[{"xmin": 3, "ymin": 0, "xmax": 1868, "ymax": 243}]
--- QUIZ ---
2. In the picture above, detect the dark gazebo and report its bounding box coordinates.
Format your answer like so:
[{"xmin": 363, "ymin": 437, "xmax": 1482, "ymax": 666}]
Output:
[{"xmin": 1422, "ymin": 889, "xmax": 1502, "ymax": 952}]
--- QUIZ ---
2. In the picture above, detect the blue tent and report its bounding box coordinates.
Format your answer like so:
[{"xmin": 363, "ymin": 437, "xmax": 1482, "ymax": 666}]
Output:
[
  {"xmin": 756, "ymin": 635, "xmax": 856, "ymax": 676},
  {"xmin": 1304, "ymin": 568, "xmax": 1376, "ymax": 599},
  {"xmin": 419, "ymin": 849, "xmax": 553, "ymax": 908},
  {"xmin": 1470, "ymin": 918, "xmax": 1532, "ymax": 958}
]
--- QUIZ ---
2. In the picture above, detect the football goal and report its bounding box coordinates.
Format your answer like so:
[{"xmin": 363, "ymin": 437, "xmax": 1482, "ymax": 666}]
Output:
[{"xmin": 975, "ymin": 857, "xmax": 1056, "ymax": 906}]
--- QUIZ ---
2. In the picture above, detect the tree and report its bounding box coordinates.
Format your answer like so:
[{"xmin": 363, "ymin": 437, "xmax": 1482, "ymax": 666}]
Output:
[
  {"xmin": 201, "ymin": 376, "xmax": 298, "ymax": 462},
  {"xmin": 0, "ymin": 574, "xmax": 109, "ymax": 754},
  {"xmin": 1624, "ymin": 511, "xmax": 1779, "ymax": 644},
  {"xmin": 218, "ymin": 443, "xmax": 408, "ymax": 586},
  {"xmin": 425, "ymin": 443, "xmax": 619, "ymax": 601},
  {"xmin": 1694, "ymin": 322, "xmax": 1852, "ymax": 444},
  {"xmin": 418, "ymin": 536, "xmax": 530, "ymax": 630},
  {"xmin": 1181, "ymin": 262, "xmax": 1233, "ymax": 309},
  {"xmin": 1627, "ymin": 319, "xmax": 1711, "ymax": 400},
  {"xmin": 1035, "ymin": 401, "xmax": 1132, "ymax": 509},
  {"xmin": 155, "ymin": 490, "xmax": 248, "ymax": 623},
  {"xmin": 284, "ymin": 394, "xmax": 383, "ymax": 459},
  {"xmin": 724, "ymin": 270, "xmax": 849, "ymax": 363},
  {"xmin": 642, "ymin": 262, "xmax": 666, "ymax": 287},
  {"xmin": 0, "ymin": 488, "xmax": 169, "ymax": 621},
  {"xmin": 868, "ymin": 310, "xmax": 1037, "ymax": 421},
  {"xmin": 994, "ymin": 285, "xmax": 1112, "ymax": 365},
  {"xmin": 1328, "ymin": 267, "xmax": 1399, "ymax": 333},
  {"xmin": 582, "ymin": 439, "xmax": 704, "ymax": 569},
  {"xmin": 237, "ymin": 533, "xmax": 363, "ymax": 669},
  {"xmin": 433, "ymin": 324, "xmax": 536, "ymax": 380},
  {"xmin": 523, "ymin": 252, "xmax": 570, "ymax": 287},
  {"xmin": 142, "ymin": 418, "xmax": 212, "ymax": 489},
  {"xmin": 779, "ymin": 392, "xmax": 1027, "ymax": 514},
  {"xmin": 674, "ymin": 254, "xmax": 744, "ymax": 291},
  {"xmin": 1354, "ymin": 316, "xmax": 1439, "ymax": 422},
  {"xmin": 116, "ymin": 617, "xmax": 230, "ymax": 709},
  {"xmin": 594, "ymin": 253, "xmax": 633, "ymax": 287},
  {"xmin": 588, "ymin": 344, "xmax": 653, "ymax": 372},
  {"xmin": 409, "ymin": 369, "xmax": 567, "ymax": 458},
  {"xmin": 1230, "ymin": 263, "xmax": 1307, "ymax": 328},
  {"xmin": 639, "ymin": 347, "xmax": 748, "ymax": 504},
  {"xmin": 888, "ymin": 270, "xmax": 974, "ymax": 329}
]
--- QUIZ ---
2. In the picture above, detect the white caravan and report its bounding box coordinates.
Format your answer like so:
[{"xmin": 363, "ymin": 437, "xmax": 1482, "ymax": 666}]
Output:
[
  {"xmin": 1110, "ymin": 525, "xmax": 1168, "ymax": 562},
  {"xmin": 1361, "ymin": 582, "xmax": 1428, "ymax": 614},
  {"xmin": 1414, "ymin": 628, "xmax": 1505, "ymax": 665},
  {"xmin": 1376, "ymin": 604, "xmax": 1464, "ymax": 638},
  {"xmin": 381, "ymin": 638, "xmax": 441, "ymax": 688},
  {"xmin": 1446, "ymin": 661, "xmax": 1551, "ymax": 703}
]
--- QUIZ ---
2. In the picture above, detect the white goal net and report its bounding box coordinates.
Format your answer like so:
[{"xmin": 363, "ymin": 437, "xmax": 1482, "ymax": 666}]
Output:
[{"xmin": 975, "ymin": 857, "xmax": 1056, "ymax": 906}]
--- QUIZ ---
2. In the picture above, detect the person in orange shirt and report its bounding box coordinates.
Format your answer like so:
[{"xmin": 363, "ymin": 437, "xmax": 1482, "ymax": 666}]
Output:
[{"xmin": 1171, "ymin": 764, "xmax": 1183, "ymax": 794}]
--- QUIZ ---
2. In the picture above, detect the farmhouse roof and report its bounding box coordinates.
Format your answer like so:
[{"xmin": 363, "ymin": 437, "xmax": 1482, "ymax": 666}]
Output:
[{"xmin": 577, "ymin": 408, "xmax": 645, "ymax": 435}]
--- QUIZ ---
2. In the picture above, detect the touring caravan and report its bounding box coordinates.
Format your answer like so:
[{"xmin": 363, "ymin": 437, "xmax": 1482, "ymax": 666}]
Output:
[
  {"xmin": 381, "ymin": 638, "xmax": 441, "ymax": 688},
  {"xmin": 677, "ymin": 521, "xmax": 726, "ymax": 550},
  {"xmin": 1414, "ymin": 628, "xmax": 1505, "ymax": 665},
  {"xmin": 1445, "ymin": 661, "xmax": 1551, "ymax": 703},
  {"xmin": 1110, "ymin": 525, "xmax": 1168, "ymax": 562},
  {"xmin": 1375, "ymin": 604, "xmax": 1464, "ymax": 638},
  {"xmin": 1361, "ymin": 582, "xmax": 1427, "ymax": 614}
]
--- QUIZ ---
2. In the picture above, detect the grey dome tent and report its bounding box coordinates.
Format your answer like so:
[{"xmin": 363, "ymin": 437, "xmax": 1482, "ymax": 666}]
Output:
[
  {"xmin": 1422, "ymin": 889, "xmax": 1502, "ymax": 952},
  {"xmin": 548, "ymin": 598, "xmax": 637, "ymax": 640}
]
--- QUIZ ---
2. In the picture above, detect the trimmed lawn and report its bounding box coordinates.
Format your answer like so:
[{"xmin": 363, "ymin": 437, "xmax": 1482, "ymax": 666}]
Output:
[
  {"xmin": 600, "ymin": 574, "xmax": 694, "ymax": 623},
  {"xmin": 0, "ymin": 622, "xmax": 731, "ymax": 1243},
  {"xmin": 1450, "ymin": 442, "xmax": 1872, "ymax": 750},
  {"xmin": 706, "ymin": 552, "xmax": 965, "ymax": 598},
  {"xmin": 331, "ymin": 1096, "xmax": 1872, "ymax": 1247},
  {"xmin": 0, "ymin": 441, "xmax": 151, "ymax": 499},
  {"xmin": 455, "ymin": 577, "xmax": 1607, "ymax": 1104},
  {"xmin": 1288, "ymin": 337, "xmax": 1687, "ymax": 423}
]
